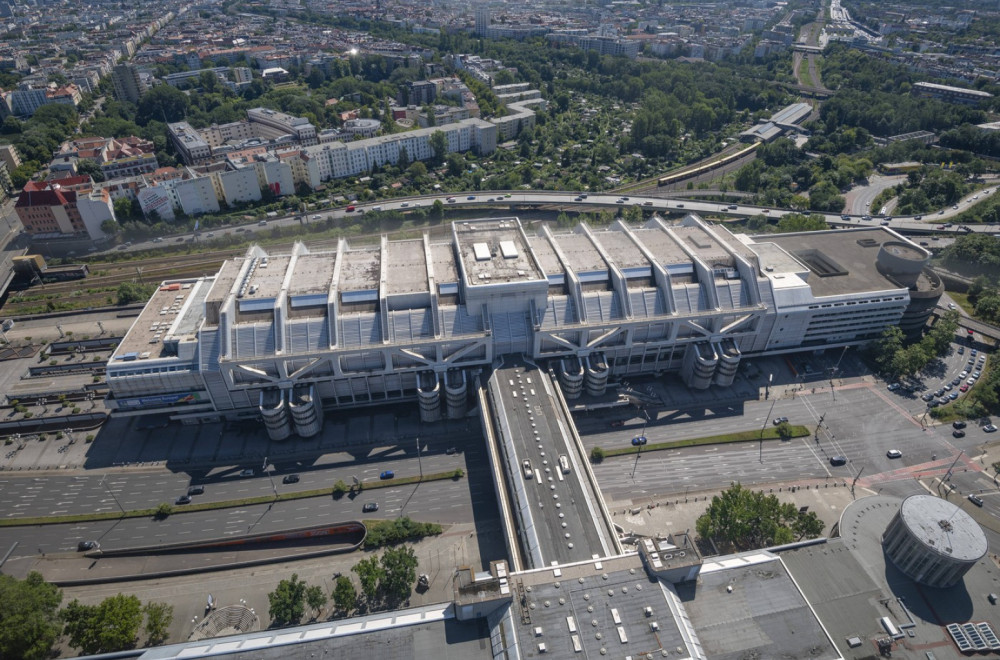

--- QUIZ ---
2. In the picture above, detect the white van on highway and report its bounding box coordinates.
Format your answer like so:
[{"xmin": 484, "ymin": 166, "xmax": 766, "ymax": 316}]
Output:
[{"xmin": 559, "ymin": 455, "xmax": 571, "ymax": 474}]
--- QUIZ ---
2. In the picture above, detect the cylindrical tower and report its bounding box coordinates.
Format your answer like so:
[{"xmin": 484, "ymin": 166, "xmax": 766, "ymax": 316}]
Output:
[
  {"xmin": 559, "ymin": 356, "xmax": 584, "ymax": 400},
  {"xmin": 882, "ymin": 494, "xmax": 986, "ymax": 588},
  {"xmin": 712, "ymin": 339, "xmax": 741, "ymax": 387},
  {"xmin": 289, "ymin": 384, "xmax": 323, "ymax": 438},
  {"xmin": 444, "ymin": 369, "xmax": 468, "ymax": 419},
  {"xmin": 584, "ymin": 353, "xmax": 609, "ymax": 397},
  {"xmin": 876, "ymin": 241, "xmax": 930, "ymax": 288},
  {"xmin": 259, "ymin": 389, "xmax": 291, "ymax": 441},
  {"xmin": 417, "ymin": 372, "xmax": 442, "ymax": 423},
  {"xmin": 682, "ymin": 342, "xmax": 717, "ymax": 390}
]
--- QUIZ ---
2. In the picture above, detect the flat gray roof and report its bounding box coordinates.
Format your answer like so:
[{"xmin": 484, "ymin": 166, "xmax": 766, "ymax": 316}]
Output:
[
  {"xmin": 290, "ymin": 253, "xmax": 336, "ymax": 296},
  {"xmin": 514, "ymin": 556, "xmax": 691, "ymax": 659},
  {"xmin": 766, "ymin": 227, "xmax": 914, "ymax": 297},
  {"xmin": 678, "ymin": 552, "xmax": 839, "ymax": 660},
  {"xmin": 386, "ymin": 240, "xmax": 428, "ymax": 295}
]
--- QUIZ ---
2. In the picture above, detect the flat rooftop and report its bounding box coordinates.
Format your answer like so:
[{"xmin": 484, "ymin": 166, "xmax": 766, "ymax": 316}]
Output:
[
  {"xmin": 678, "ymin": 551, "xmax": 840, "ymax": 660},
  {"xmin": 113, "ymin": 279, "xmax": 208, "ymax": 359},
  {"xmin": 454, "ymin": 218, "xmax": 545, "ymax": 285},
  {"xmin": 799, "ymin": 495, "xmax": 1000, "ymax": 660},
  {"xmin": 386, "ymin": 240, "xmax": 428, "ymax": 295},
  {"xmin": 765, "ymin": 227, "xmax": 916, "ymax": 297},
  {"xmin": 513, "ymin": 555, "xmax": 692, "ymax": 659},
  {"xmin": 338, "ymin": 247, "xmax": 380, "ymax": 292},
  {"xmin": 289, "ymin": 252, "xmax": 336, "ymax": 297}
]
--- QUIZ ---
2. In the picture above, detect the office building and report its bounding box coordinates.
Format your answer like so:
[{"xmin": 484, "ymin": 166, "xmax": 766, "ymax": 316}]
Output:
[{"xmin": 111, "ymin": 63, "xmax": 147, "ymax": 103}]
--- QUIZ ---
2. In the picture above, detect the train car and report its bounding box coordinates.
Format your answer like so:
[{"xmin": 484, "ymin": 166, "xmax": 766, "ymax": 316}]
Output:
[{"xmin": 658, "ymin": 143, "xmax": 760, "ymax": 187}]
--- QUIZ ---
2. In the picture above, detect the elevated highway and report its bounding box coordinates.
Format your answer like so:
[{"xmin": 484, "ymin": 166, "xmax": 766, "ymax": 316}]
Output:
[{"xmin": 480, "ymin": 358, "xmax": 620, "ymax": 569}]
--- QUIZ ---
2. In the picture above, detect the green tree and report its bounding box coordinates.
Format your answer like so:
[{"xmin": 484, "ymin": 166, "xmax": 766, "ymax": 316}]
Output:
[
  {"xmin": 332, "ymin": 576, "xmax": 357, "ymax": 614},
  {"xmin": 776, "ymin": 213, "xmax": 828, "ymax": 232},
  {"xmin": 116, "ymin": 281, "xmax": 156, "ymax": 306},
  {"xmin": 0, "ymin": 571, "xmax": 63, "ymax": 660},
  {"xmin": 75, "ymin": 158, "xmax": 106, "ymax": 183},
  {"xmin": 792, "ymin": 510, "xmax": 825, "ymax": 541},
  {"xmin": 445, "ymin": 152, "xmax": 464, "ymax": 177},
  {"xmin": 304, "ymin": 585, "xmax": 327, "ymax": 621},
  {"xmin": 431, "ymin": 199, "xmax": 444, "ymax": 219},
  {"xmin": 695, "ymin": 482, "xmax": 822, "ymax": 552},
  {"xmin": 352, "ymin": 556, "xmax": 384, "ymax": 606},
  {"xmin": 113, "ymin": 196, "xmax": 134, "ymax": 221},
  {"xmin": 775, "ymin": 421, "xmax": 793, "ymax": 439},
  {"xmin": 268, "ymin": 573, "xmax": 308, "ymax": 626},
  {"xmin": 380, "ymin": 545, "xmax": 419, "ymax": 606},
  {"xmin": 406, "ymin": 160, "xmax": 427, "ymax": 180},
  {"xmin": 429, "ymin": 130, "xmax": 448, "ymax": 164},
  {"xmin": 136, "ymin": 85, "xmax": 190, "ymax": 126},
  {"xmin": 143, "ymin": 602, "xmax": 173, "ymax": 647},
  {"xmin": 590, "ymin": 446, "xmax": 605, "ymax": 463},
  {"xmin": 61, "ymin": 593, "xmax": 143, "ymax": 654}
]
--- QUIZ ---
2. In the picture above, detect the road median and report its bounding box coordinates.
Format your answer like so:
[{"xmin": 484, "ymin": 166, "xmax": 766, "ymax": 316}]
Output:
[
  {"xmin": 595, "ymin": 425, "xmax": 812, "ymax": 460},
  {"xmin": 0, "ymin": 468, "xmax": 466, "ymax": 527}
]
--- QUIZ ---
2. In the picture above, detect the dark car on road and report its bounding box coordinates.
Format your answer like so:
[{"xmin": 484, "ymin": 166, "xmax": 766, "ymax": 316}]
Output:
[
  {"xmin": 175, "ymin": 494, "xmax": 192, "ymax": 505},
  {"xmin": 77, "ymin": 540, "xmax": 99, "ymax": 551},
  {"xmin": 187, "ymin": 485, "xmax": 204, "ymax": 495},
  {"xmin": 830, "ymin": 456, "xmax": 847, "ymax": 466},
  {"xmin": 953, "ymin": 429, "xmax": 966, "ymax": 438},
  {"xmin": 773, "ymin": 416, "xmax": 789, "ymax": 425},
  {"xmin": 380, "ymin": 470, "xmax": 394, "ymax": 480},
  {"xmin": 362, "ymin": 502, "xmax": 379, "ymax": 513},
  {"xmin": 969, "ymin": 494, "xmax": 984, "ymax": 507},
  {"xmin": 282, "ymin": 474, "xmax": 300, "ymax": 484}
]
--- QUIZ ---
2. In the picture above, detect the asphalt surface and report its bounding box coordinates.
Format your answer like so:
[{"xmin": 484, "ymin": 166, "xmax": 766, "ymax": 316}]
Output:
[{"xmin": 488, "ymin": 360, "xmax": 614, "ymax": 567}]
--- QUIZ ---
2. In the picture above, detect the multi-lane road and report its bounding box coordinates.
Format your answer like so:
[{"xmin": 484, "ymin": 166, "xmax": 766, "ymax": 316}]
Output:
[{"xmin": 110, "ymin": 187, "xmax": 1000, "ymax": 256}]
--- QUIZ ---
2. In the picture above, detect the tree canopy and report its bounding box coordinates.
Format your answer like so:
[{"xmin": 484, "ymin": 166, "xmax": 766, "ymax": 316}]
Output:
[
  {"xmin": 696, "ymin": 482, "xmax": 824, "ymax": 552},
  {"xmin": 267, "ymin": 573, "xmax": 308, "ymax": 626},
  {"xmin": 0, "ymin": 571, "xmax": 63, "ymax": 660},
  {"xmin": 61, "ymin": 593, "xmax": 143, "ymax": 655}
]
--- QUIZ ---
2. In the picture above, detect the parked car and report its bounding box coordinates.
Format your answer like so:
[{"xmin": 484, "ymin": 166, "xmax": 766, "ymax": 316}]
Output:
[
  {"xmin": 983, "ymin": 424, "xmax": 998, "ymax": 433},
  {"xmin": 830, "ymin": 456, "xmax": 847, "ymax": 466},
  {"xmin": 887, "ymin": 383, "xmax": 900, "ymax": 391},
  {"xmin": 953, "ymin": 421, "xmax": 967, "ymax": 429},
  {"xmin": 362, "ymin": 502, "xmax": 379, "ymax": 513},
  {"xmin": 886, "ymin": 449, "xmax": 902, "ymax": 459},
  {"xmin": 379, "ymin": 470, "xmax": 395, "ymax": 480},
  {"xmin": 953, "ymin": 429, "xmax": 966, "ymax": 438},
  {"xmin": 282, "ymin": 474, "xmax": 300, "ymax": 484}
]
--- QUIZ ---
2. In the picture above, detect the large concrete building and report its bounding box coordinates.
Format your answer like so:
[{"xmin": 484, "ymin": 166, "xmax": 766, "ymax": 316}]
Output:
[
  {"xmin": 105, "ymin": 216, "xmax": 940, "ymax": 433},
  {"xmin": 111, "ymin": 63, "xmax": 147, "ymax": 103}
]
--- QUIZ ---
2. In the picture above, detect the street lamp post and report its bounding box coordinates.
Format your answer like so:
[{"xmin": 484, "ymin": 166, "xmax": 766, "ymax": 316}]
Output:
[
  {"xmin": 262, "ymin": 456, "xmax": 277, "ymax": 498},
  {"xmin": 416, "ymin": 436, "xmax": 423, "ymax": 480},
  {"xmin": 761, "ymin": 395, "xmax": 778, "ymax": 463},
  {"xmin": 100, "ymin": 474, "xmax": 126, "ymax": 517},
  {"xmin": 630, "ymin": 435, "xmax": 647, "ymax": 479}
]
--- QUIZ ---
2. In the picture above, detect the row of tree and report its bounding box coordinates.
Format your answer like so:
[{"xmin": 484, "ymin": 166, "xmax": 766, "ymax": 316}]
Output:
[
  {"xmin": 869, "ymin": 311, "xmax": 960, "ymax": 381},
  {"xmin": 267, "ymin": 545, "xmax": 420, "ymax": 626},
  {"xmin": 0, "ymin": 572, "xmax": 173, "ymax": 659}
]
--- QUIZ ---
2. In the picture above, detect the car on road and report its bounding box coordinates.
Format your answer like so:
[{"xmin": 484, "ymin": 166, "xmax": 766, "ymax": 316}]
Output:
[
  {"xmin": 915, "ymin": 215, "xmax": 922, "ymax": 220},
  {"xmin": 187, "ymin": 485, "xmax": 204, "ymax": 495},
  {"xmin": 346, "ymin": 205, "xmax": 355, "ymax": 212},
  {"xmin": 949, "ymin": 303, "xmax": 957, "ymax": 310},
  {"xmin": 676, "ymin": 203, "xmax": 685, "ymax": 208},
  {"xmin": 968, "ymin": 329, "xmax": 975, "ymax": 336},
  {"xmin": 447, "ymin": 197, "xmax": 456, "ymax": 203},
  {"xmin": 379, "ymin": 470, "xmax": 395, "ymax": 480},
  {"xmin": 631, "ymin": 436, "xmax": 647, "ymax": 446},
  {"xmin": 953, "ymin": 429, "xmax": 966, "ymax": 438},
  {"xmin": 644, "ymin": 201, "xmax": 653, "ymax": 206},
  {"xmin": 445, "ymin": 447, "xmax": 457, "ymax": 455},
  {"xmin": 311, "ymin": 214, "xmax": 322, "ymax": 220},
  {"xmin": 77, "ymin": 540, "xmax": 99, "ymax": 551},
  {"xmin": 968, "ymin": 494, "xmax": 984, "ymax": 507},
  {"xmin": 773, "ymin": 416, "xmax": 789, "ymax": 425},
  {"xmin": 830, "ymin": 456, "xmax": 847, "ymax": 466},
  {"xmin": 282, "ymin": 474, "xmax": 300, "ymax": 484},
  {"xmin": 239, "ymin": 469, "xmax": 255, "ymax": 477},
  {"xmin": 175, "ymin": 494, "xmax": 192, "ymax": 505},
  {"xmin": 467, "ymin": 195, "xmax": 476, "ymax": 200},
  {"xmin": 886, "ymin": 449, "xmax": 902, "ymax": 459},
  {"xmin": 522, "ymin": 459, "xmax": 533, "ymax": 479},
  {"xmin": 152, "ymin": 237, "xmax": 163, "ymax": 243},
  {"xmin": 362, "ymin": 502, "xmax": 379, "ymax": 513},
  {"xmin": 984, "ymin": 424, "xmax": 998, "ymax": 433},
  {"xmin": 400, "ymin": 203, "xmax": 409, "ymax": 208}
]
